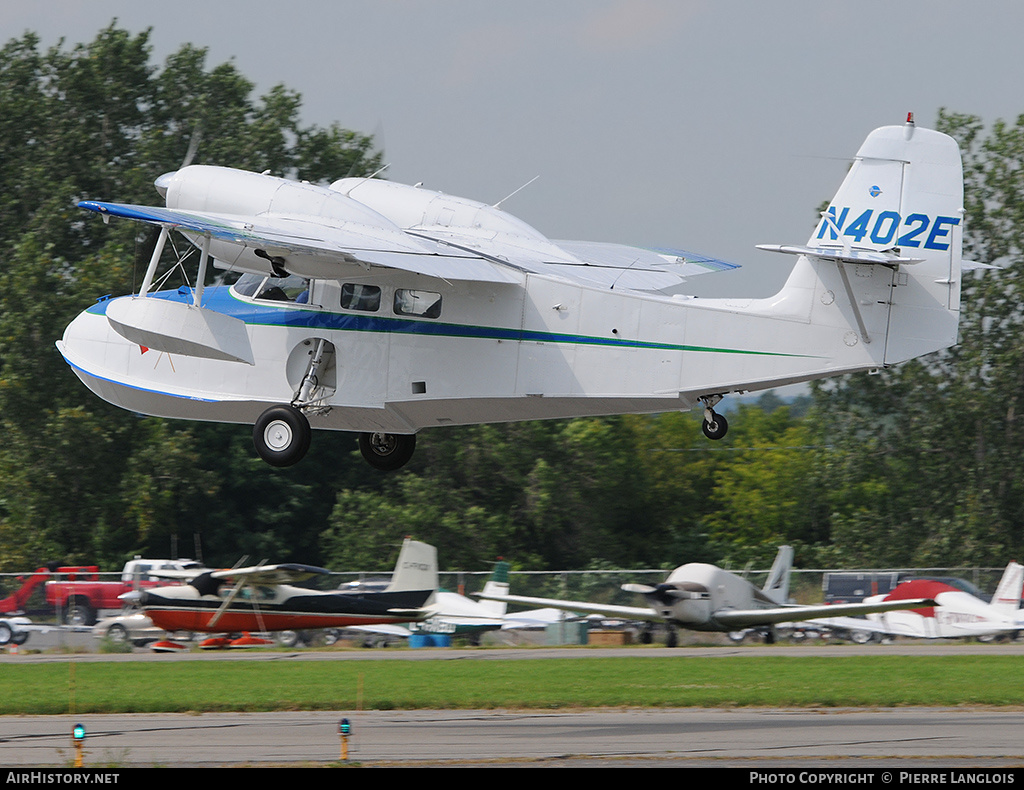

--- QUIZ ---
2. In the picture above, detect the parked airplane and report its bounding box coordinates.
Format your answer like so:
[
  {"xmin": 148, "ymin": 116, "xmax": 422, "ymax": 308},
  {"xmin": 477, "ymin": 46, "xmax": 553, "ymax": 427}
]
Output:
[
  {"xmin": 346, "ymin": 559, "xmax": 512, "ymax": 645},
  {"xmin": 57, "ymin": 116, "xmax": 978, "ymax": 470},
  {"xmin": 809, "ymin": 562, "xmax": 1024, "ymax": 641},
  {"xmin": 138, "ymin": 538, "xmax": 437, "ymax": 649},
  {"xmin": 475, "ymin": 546, "xmax": 935, "ymax": 646}
]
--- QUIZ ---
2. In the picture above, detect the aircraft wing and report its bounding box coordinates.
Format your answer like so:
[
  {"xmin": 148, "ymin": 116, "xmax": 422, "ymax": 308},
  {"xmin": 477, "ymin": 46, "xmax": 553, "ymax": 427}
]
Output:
[
  {"xmin": 207, "ymin": 563, "xmax": 332, "ymax": 586},
  {"xmin": 79, "ymin": 201, "xmax": 738, "ymax": 291},
  {"xmin": 474, "ymin": 592, "xmax": 662, "ymax": 623},
  {"xmin": 806, "ymin": 614, "xmax": 1022, "ymax": 639},
  {"xmin": 78, "ymin": 201, "xmax": 522, "ymax": 285},
  {"xmin": 549, "ymin": 241, "xmax": 740, "ymax": 290},
  {"xmin": 709, "ymin": 598, "xmax": 937, "ymax": 629},
  {"xmin": 500, "ymin": 608, "xmax": 592, "ymax": 630},
  {"xmin": 409, "ymin": 230, "xmax": 741, "ymax": 291},
  {"xmin": 347, "ymin": 624, "xmax": 413, "ymax": 638},
  {"xmin": 145, "ymin": 568, "xmax": 210, "ymax": 581}
]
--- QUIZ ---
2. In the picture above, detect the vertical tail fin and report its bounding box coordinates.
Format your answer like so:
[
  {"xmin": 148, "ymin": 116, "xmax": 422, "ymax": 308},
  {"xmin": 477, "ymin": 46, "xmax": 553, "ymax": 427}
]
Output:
[
  {"xmin": 763, "ymin": 546, "xmax": 793, "ymax": 604},
  {"xmin": 989, "ymin": 562, "xmax": 1024, "ymax": 618},
  {"xmin": 813, "ymin": 116, "xmax": 965, "ymax": 364},
  {"xmin": 765, "ymin": 116, "xmax": 966, "ymax": 366},
  {"xmin": 475, "ymin": 560, "xmax": 511, "ymax": 617},
  {"xmin": 385, "ymin": 538, "xmax": 438, "ymax": 593}
]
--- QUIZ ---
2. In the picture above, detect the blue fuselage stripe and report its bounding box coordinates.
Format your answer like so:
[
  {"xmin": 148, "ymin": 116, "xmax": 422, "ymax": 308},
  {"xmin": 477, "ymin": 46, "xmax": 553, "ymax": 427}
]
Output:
[{"xmin": 87, "ymin": 287, "xmax": 808, "ymax": 359}]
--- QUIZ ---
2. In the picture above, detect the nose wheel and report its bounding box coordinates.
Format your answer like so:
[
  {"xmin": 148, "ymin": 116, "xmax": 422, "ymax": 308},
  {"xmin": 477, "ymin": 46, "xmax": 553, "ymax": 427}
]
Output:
[{"xmin": 253, "ymin": 405, "xmax": 312, "ymax": 467}]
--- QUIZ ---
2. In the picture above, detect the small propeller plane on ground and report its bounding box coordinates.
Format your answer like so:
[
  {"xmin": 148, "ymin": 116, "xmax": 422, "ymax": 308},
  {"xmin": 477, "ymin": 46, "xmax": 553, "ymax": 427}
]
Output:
[
  {"xmin": 808, "ymin": 561, "xmax": 1024, "ymax": 641},
  {"xmin": 138, "ymin": 538, "xmax": 437, "ymax": 649},
  {"xmin": 475, "ymin": 546, "xmax": 936, "ymax": 646},
  {"xmin": 346, "ymin": 559, "xmax": 513, "ymax": 645},
  {"xmin": 60, "ymin": 115, "xmax": 977, "ymax": 470}
]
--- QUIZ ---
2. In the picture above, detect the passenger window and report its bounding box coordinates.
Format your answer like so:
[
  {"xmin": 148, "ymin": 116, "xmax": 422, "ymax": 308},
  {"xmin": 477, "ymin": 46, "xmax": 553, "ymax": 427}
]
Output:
[
  {"xmin": 394, "ymin": 289, "xmax": 442, "ymax": 319},
  {"xmin": 341, "ymin": 283, "xmax": 381, "ymax": 312}
]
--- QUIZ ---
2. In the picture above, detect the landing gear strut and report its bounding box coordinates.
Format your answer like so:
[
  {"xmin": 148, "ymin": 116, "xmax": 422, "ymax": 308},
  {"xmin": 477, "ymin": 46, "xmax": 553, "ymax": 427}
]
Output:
[
  {"xmin": 359, "ymin": 432, "xmax": 416, "ymax": 471},
  {"xmin": 699, "ymin": 395, "xmax": 728, "ymax": 440}
]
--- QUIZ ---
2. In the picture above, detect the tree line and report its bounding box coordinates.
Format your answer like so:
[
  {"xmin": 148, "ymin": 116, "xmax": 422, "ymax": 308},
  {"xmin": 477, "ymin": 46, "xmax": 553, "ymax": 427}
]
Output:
[{"xmin": 1, "ymin": 25, "xmax": 1022, "ymax": 576}]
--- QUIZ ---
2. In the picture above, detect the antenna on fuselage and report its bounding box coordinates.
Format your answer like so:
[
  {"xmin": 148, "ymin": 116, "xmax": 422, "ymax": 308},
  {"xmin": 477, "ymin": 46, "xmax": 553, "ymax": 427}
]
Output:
[
  {"xmin": 493, "ymin": 175, "xmax": 540, "ymax": 210},
  {"xmin": 339, "ymin": 163, "xmax": 391, "ymax": 196}
]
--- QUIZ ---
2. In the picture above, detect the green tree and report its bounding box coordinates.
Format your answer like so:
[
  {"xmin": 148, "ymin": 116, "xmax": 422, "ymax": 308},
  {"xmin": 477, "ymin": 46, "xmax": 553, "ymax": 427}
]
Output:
[
  {"xmin": 0, "ymin": 24, "xmax": 381, "ymax": 569},
  {"xmin": 805, "ymin": 110, "xmax": 1024, "ymax": 566}
]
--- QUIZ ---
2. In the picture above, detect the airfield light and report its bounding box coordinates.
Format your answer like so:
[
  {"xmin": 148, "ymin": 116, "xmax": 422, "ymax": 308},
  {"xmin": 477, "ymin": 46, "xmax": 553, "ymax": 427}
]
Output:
[
  {"xmin": 71, "ymin": 723, "xmax": 85, "ymax": 767},
  {"xmin": 338, "ymin": 718, "xmax": 352, "ymax": 760}
]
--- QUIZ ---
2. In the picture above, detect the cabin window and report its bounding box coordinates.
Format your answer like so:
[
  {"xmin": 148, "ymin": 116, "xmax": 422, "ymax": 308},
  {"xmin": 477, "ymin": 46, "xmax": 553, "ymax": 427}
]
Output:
[
  {"xmin": 341, "ymin": 283, "xmax": 381, "ymax": 312},
  {"xmin": 394, "ymin": 289, "xmax": 442, "ymax": 319}
]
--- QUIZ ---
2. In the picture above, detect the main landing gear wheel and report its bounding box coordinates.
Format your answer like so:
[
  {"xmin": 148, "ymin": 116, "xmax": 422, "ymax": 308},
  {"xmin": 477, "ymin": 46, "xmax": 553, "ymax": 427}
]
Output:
[
  {"xmin": 701, "ymin": 411, "xmax": 728, "ymax": 440},
  {"xmin": 253, "ymin": 405, "xmax": 312, "ymax": 467},
  {"xmin": 359, "ymin": 432, "xmax": 416, "ymax": 471}
]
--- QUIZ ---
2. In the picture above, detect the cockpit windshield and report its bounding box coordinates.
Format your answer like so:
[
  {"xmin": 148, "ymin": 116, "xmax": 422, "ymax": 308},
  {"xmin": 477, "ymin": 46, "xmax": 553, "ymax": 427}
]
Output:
[{"xmin": 232, "ymin": 273, "xmax": 310, "ymax": 303}]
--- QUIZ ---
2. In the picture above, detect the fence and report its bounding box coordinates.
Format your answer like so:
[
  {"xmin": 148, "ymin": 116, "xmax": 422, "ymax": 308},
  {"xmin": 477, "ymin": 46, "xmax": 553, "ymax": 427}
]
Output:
[{"xmin": 1, "ymin": 565, "xmax": 1011, "ymax": 623}]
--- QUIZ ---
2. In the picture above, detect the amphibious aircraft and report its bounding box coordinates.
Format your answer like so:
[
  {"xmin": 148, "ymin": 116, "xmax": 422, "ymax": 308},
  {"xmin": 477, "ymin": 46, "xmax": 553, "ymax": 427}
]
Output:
[
  {"xmin": 138, "ymin": 538, "xmax": 437, "ymax": 649},
  {"xmin": 475, "ymin": 546, "xmax": 936, "ymax": 646},
  {"xmin": 60, "ymin": 115, "xmax": 975, "ymax": 470},
  {"xmin": 809, "ymin": 561, "xmax": 1024, "ymax": 641}
]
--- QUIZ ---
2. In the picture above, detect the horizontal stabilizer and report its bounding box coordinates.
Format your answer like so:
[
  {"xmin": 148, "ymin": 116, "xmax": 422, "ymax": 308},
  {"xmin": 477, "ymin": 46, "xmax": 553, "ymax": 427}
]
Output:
[
  {"xmin": 756, "ymin": 244, "xmax": 926, "ymax": 266},
  {"xmin": 962, "ymin": 260, "xmax": 1000, "ymax": 271},
  {"xmin": 105, "ymin": 297, "xmax": 255, "ymax": 365}
]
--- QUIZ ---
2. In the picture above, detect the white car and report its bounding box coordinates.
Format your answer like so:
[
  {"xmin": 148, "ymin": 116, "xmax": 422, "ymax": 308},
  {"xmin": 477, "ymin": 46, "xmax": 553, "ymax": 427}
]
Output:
[{"xmin": 92, "ymin": 611, "xmax": 165, "ymax": 647}]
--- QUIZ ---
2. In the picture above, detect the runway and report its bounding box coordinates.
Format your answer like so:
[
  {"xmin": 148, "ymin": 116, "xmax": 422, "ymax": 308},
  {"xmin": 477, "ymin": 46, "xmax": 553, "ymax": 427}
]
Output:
[{"xmin": 4, "ymin": 706, "xmax": 1024, "ymax": 768}]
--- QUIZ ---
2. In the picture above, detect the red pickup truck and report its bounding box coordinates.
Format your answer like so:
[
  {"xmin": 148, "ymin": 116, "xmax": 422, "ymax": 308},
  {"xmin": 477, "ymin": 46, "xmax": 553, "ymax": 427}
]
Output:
[{"xmin": 44, "ymin": 558, "xmax": 203, "ymax": 625}]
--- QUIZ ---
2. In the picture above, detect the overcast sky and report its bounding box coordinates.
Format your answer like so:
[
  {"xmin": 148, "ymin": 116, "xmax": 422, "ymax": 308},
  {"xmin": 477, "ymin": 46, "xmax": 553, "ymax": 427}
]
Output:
[{"xmin": 7, "ymin": 0, "xmax": 1024, "ymax": 296}]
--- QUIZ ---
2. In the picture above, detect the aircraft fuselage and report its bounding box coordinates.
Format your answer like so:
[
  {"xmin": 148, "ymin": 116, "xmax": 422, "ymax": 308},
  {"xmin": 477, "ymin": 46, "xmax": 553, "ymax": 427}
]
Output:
[
  {"xmin": 58, "ymin": 254, "xmax": 893, "ymax": 437},
  {"xmin": 139, "ymin": 582, "xmax": 431, "ymax": 633}
]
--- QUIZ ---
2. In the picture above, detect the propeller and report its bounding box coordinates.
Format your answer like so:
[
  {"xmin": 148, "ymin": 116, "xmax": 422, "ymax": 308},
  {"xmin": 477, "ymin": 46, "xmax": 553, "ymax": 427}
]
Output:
[
  {"xmin": 154, "ymin": 121, "xmax": 202, "ymax": 198},
  {"xmin": 622, "ymin": 582, "xmax": 706, "ymax": 605}
]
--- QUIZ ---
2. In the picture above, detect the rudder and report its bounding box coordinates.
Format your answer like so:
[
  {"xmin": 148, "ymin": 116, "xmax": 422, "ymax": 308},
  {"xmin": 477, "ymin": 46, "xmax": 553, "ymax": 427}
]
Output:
[
  {"xmin": 990, "ymin": 562, "xmax": 1024, "ymax": 618},
  {"xmin": 763, "ymin": 546, "xmax": 793, "ymax": 604}
]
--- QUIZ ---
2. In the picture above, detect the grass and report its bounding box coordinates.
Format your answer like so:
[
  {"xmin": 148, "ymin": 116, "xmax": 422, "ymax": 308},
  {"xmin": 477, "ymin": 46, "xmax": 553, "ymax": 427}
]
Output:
[{"xmin": 5, "ymin": 653, "xmax": 1024, "ymax": 714}]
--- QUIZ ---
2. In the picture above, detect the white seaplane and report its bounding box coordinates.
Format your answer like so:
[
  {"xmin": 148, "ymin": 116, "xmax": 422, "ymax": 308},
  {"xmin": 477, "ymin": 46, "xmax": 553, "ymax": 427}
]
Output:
[{"xmin": 59, "ymin": 115, "xmax": 975, "ymax": 469}]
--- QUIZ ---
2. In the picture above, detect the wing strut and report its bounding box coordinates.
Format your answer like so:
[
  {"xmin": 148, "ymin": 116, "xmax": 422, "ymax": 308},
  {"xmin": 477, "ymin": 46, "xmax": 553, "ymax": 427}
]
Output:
[
  {"xmin": 193, "ymin": 232, "xmax": 211, "ymax": 307},
  {"xmin": 138, "ymin": 226, "xmax": 170, "ymax": 297},
  {"xmin": 208, "ymin": 559, "xmax": 268, "ymax": 629}
]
